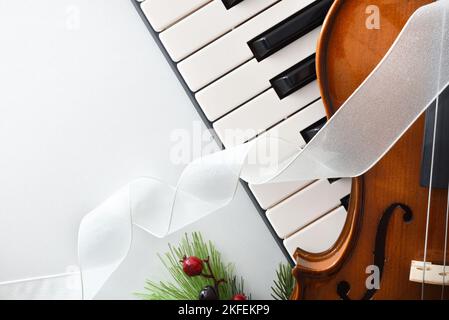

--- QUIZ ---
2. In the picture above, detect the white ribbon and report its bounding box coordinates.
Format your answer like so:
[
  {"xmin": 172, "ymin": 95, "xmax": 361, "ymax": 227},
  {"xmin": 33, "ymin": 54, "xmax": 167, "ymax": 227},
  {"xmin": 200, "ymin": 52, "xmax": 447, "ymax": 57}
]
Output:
[{"xmin": 6, "ymin": 1, "xmax": 449, "ymax": 299}]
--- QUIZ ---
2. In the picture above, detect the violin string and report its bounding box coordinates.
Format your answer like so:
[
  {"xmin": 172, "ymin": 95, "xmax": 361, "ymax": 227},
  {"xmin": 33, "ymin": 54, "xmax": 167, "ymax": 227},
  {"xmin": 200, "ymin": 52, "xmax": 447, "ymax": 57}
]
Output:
[
  {"xmin": 422, "ymin": 96, "xmax": 440, "ymax": 300},
  {"xmin": 442, "ymin": 178, "xmax": 449, "ymax": 299},
  {"xmin": 424, "ymin": 3, "xmax": 448, "ymax": 297},
  {"xmin": 435, "ymin": 3, "xmax": 448, "ymax": 299},
  {"xmin": 442, "ymin": 91, "xmax": 449, "ymax": 300}
]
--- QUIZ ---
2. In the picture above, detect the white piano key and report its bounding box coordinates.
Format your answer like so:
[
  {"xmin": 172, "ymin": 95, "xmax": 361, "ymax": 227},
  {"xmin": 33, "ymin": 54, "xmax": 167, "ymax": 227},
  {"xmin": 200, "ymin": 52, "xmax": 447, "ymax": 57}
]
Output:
[
  {"xmin": 261, "ymin": 99, "xmax": 326, "ymax": 147},
  {"xmin": 247, "ymin": 100, "xmax": 326, "ymax": 209},
  {"xmin": 159, "ymin": 0, "xmax": 278, "ymax": 62},
  {"xmin": 141, "ymin": 0, "xmax": 211, "ymax": 32},
  {"xmin": 178, "ymin": 0, "xmax": 315, "ymax": 91},
  {"xmin": 249, "ymin": 180, "xmax": 313, "ymax": 210},
  {"xmin": 213, "ymin": 81, "xmax": 320, "ymax": 148},
  {"xmin": 267, "ymin": 178, "xmax": 351, "ymax": 239},
  {"xmin": 196, "ymin": 27, "xmax": 320, "ymax": 121},
  {"xmin": 283, "ymin": 206, "xmax": 347, "ymax": 259}
]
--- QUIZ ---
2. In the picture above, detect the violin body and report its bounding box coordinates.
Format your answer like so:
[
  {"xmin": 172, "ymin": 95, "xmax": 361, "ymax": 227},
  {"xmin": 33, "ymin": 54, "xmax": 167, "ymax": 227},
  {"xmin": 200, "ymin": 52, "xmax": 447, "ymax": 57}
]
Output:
[{"xmin": 292, "ymin": 0, "xmax": 449, "ymax": 300}]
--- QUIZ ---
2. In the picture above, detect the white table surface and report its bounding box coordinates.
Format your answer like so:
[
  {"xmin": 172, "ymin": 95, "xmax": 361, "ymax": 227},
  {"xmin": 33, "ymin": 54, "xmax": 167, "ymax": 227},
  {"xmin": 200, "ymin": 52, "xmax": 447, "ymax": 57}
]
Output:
[{"xmin": 0, "ymin": 0, "xmax": 287, "ymax": 299}]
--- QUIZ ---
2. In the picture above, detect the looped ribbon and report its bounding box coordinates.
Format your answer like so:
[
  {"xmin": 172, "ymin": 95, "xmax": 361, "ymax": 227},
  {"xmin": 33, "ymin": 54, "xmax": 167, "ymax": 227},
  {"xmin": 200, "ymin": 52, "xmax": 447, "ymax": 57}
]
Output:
[{"xmin": 79, "ymin": 1, "xmax": 449, "ymax": 299}]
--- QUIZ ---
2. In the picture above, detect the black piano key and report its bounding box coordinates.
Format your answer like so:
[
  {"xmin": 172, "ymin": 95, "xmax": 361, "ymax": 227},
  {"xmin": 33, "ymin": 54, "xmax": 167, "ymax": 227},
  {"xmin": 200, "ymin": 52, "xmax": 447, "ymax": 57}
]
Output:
[
  {"xmin": 300, "ymin": 117, "xmax": 327, "ymax": 144},
  {"xmin": 270, "ymin": 54, "xmax": 316, "ymax": 99},
  {"xmin": 221, "ymin": 0, "xmax": 245, "ymax": 10},
  {"xmin": 420, "ymin": 85, "xmax": 449, "ymax": 189},
  {"xmin": 340, "ymin": 194, "xmax": 350, "ymax": 211},
  {"xmin": 247, "ymin": 0, "xmax": 334, "ymax": 61}
]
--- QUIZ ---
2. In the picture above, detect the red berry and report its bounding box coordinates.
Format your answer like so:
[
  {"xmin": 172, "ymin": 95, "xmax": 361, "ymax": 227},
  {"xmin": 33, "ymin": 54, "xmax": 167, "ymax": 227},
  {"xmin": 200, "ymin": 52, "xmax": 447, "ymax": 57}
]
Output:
[
  {"xmin": 232, "ymin": 294, "xmax": 247, "ymax": 300},
  {"xmin": 181, "ymin": 256, "xmax": 203, "ymax": 277}
]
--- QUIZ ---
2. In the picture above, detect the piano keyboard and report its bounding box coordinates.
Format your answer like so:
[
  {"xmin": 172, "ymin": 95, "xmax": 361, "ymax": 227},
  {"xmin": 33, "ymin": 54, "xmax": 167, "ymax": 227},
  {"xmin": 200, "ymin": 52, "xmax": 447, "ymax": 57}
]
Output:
[{"xmin": 133, "ymin": 0, "xmax": 350, "ymax": 263}]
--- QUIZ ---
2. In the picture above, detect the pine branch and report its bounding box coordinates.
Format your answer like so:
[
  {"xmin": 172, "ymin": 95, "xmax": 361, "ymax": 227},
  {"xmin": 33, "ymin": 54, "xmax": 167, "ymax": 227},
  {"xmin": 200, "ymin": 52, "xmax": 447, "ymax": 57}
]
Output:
[
  {"xmin": 270, "ymin": 263, "xmax": 295, "ymax": 300},
  {"xmin": 137, "ymin": 232, "xmax": 247, "ymax": 300}
]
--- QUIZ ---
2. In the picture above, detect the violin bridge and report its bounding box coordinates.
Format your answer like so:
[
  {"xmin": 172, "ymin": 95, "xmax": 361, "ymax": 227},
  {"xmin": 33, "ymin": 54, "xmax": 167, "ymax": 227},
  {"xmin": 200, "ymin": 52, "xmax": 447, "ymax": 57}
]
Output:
[{"xmin": 409, "ymin": 260, "xmax": 449, "ymax": 285}]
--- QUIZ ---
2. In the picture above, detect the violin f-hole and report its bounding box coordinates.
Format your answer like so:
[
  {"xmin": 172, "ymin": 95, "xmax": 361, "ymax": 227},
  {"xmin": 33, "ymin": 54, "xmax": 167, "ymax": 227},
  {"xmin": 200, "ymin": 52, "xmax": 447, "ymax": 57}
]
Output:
[{"xmin": 336, "ymin": 203, "xmax": 413, "ymax": 300}]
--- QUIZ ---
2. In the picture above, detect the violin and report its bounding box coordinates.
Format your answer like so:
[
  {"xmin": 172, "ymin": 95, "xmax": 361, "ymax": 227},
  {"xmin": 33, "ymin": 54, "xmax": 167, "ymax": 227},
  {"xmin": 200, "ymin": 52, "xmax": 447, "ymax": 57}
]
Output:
[{"xmin": 291, "ymin": 0, "xmax": 449, "ymax": 300}]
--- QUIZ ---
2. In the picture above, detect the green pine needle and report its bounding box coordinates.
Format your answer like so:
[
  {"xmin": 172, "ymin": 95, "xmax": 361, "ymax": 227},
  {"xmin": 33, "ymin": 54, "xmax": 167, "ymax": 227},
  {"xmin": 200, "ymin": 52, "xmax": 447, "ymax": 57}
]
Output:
[
  {"xmin": 137, "ymin": 232, "xmax": 247, "ymax": 300},
  {"xmin": 270, "ymin": 263, "xmax": 295, "ymax": 300}
]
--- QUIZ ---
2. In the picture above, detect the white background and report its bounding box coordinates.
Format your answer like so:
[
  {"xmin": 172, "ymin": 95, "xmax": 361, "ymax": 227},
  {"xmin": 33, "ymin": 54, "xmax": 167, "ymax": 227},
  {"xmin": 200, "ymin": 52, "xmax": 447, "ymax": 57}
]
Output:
[{"xmin": 0, "ymin": 0, "xmax": 287, "ymax": 299}]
